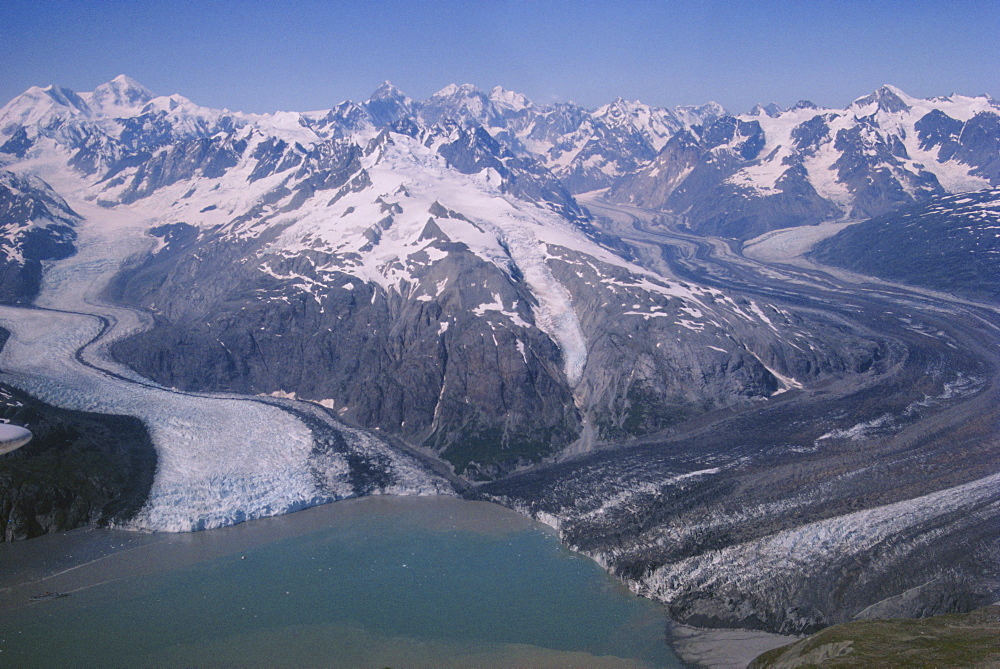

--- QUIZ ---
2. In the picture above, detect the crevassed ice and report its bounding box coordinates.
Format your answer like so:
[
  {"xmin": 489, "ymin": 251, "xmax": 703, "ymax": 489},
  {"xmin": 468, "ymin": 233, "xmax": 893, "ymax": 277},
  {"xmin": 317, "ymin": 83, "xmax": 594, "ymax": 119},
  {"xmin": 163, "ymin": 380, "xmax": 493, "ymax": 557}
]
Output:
[
  {"xmin": 0, "ymin": 304, "xmax": 324, "ymax": 532},
  {"xmin": 496, "ymin": 226, "xmax": 588, "ymax": 386},
  {"xmin": 642, "ymin": 470, "xmax": 1000, "ymax": 607},
  {"xmin": 0, "ymin": 197, "xmax": 339, "ymax": 532}
]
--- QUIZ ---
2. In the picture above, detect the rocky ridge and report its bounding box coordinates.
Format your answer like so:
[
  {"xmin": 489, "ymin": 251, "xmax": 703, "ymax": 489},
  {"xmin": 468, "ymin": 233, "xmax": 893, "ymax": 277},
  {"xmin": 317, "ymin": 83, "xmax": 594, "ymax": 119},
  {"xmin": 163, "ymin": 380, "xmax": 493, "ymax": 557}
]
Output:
[
  {"xmin": 609, "ymin": 85, "xmax": 1000, "ymax": 238},
  {"xmin": 812, "ymin": 186, "xmax": 1000, "ymax": 301}
]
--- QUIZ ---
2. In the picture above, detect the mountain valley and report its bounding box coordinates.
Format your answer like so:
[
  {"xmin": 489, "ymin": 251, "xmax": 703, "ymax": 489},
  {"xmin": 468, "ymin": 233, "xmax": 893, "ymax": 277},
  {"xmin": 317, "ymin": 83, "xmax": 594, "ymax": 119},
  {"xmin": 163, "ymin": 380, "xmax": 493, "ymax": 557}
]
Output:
[{"xmin": 0, "ymin": 75, "xmax": 998, "ymax": 643}]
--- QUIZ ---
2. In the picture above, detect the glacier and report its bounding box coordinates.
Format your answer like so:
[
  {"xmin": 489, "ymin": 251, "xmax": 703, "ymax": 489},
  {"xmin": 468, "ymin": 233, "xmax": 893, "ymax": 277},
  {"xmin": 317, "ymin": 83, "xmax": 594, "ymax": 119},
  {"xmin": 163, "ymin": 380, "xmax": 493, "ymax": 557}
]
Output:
[{"xmin": 0, "ymin": 171, "xmax": 450, "ymax": 532}]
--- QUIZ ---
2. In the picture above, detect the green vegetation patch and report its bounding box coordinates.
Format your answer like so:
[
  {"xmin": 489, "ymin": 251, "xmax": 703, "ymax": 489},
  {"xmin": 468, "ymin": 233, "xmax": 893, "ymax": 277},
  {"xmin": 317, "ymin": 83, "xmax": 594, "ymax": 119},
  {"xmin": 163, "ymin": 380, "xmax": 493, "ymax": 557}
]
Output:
[
  {"xmin": 597, "ymin": 384, "xmax": 700, "ymax": 441},
  {"xmin": 440, "ymin": 425, "xmax": 565, "ymax": 480},
  {"xmin": 750, "ymin": 605, "xmax": 1000, "ymax": 668}
]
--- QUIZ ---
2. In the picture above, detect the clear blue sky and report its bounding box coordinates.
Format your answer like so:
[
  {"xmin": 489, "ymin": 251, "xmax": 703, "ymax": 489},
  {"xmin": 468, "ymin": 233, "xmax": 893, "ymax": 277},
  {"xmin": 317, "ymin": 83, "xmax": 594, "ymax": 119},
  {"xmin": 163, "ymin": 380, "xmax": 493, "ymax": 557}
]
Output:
[{"xmin": 2, "ymin": 0, "xmax": 998, "ymax": 114}]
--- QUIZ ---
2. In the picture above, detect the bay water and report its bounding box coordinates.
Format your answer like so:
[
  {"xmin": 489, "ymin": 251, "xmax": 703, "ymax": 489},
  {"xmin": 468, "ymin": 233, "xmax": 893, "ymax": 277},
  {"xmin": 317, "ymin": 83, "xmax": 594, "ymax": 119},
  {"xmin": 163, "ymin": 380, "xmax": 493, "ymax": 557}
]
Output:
[{"xmin": 0, "ymin": 496, "xmax": 682, "ymax": 667}]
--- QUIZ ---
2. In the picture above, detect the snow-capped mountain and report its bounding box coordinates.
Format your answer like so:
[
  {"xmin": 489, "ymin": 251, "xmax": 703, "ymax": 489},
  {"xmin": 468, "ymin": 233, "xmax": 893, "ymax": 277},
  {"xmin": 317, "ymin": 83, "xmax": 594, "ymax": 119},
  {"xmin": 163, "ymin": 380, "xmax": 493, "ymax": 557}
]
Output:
[
  {"xmin": 0, "ymin": 77, "xmax": 877, "ymax": 480},
  {"xmin": 609, "ymin": 85, "xmax": 1000, "ymax": 238},
  {"xmin": 0, "ymin": 169, "xmax": 79, "ymax": 304},
  {"xmin": 511, "ymin": 96, "xmax": 725, "ymax": 193},
  {"xmin": 812, "ymin": 186, "xmax": 1000, "ymax": 300},
  {"xmin": 2, "ymin": 76, "xmax": 998, "ymax": 641},
  {"xmin": 404, "ymin": 83, "xmax": 727, "ymax": 194}
]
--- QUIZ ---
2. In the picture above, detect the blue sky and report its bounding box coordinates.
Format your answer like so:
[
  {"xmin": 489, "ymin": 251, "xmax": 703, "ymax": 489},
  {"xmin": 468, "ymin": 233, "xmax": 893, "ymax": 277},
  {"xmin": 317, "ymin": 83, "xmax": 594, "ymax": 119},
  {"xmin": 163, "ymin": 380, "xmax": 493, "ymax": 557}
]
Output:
[{"xmin": 2, "ymin": 0, "xmax": 998, "ymax": 113}]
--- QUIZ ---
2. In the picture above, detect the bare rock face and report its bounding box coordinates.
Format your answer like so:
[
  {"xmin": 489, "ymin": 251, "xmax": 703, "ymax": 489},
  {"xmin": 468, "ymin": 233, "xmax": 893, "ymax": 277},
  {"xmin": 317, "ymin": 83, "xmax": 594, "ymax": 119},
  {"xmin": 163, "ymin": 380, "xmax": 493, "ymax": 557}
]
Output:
[
  {"xmin": 0, "ymin": 170, "xmax": 79, "ymax": 304},
  {"xmin": 110, "ymin": 226, "xmax": 582, "ymax": 479}
]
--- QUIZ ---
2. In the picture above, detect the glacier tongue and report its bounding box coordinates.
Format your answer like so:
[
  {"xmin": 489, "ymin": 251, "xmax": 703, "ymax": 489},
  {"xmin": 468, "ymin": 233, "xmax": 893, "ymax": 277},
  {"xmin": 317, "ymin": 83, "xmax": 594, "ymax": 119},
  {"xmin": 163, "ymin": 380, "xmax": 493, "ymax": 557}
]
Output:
[
  {"xmin": 0, "ymin": 197, "xmax": 322, "ymax": 530},
  {"xmin": 0, "ymin": 303, "xmax": 325, "ymax": 532},
  {"xmin": 480, "ymin": 218, "xmax": 588, "ymax": 387},
  {"xmin": 0, "ymin": 175, "xmax": 448, "ymax": 532}
]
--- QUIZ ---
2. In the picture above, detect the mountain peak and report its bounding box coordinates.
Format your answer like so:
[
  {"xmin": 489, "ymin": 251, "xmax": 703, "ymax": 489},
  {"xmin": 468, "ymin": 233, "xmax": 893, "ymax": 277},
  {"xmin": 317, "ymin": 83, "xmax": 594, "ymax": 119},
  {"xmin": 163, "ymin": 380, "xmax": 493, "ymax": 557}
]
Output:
[
  {"xmin": 489, "ymin": 86, "xmax": 532, "ymax": 111},
  {"xmin": 595, "ymin": 98, "xmax": 649, "ymax": 124},
  {"xmin": 88, "ymin": 74, "xmax": 155, "ymax": 115},
  {"xmin": 673, "ymin": 101, "xmax": 727, "ymax": 128},
  {"xmin": 853, "ymin": 84, "xmax": 912, "ymax": 113},
  {"xmin": 608, "ymin": 97, "xmax": 644, "ymax": 110},
  {"xmin": 877, "ymin": 84, "xmax": 909, "ymax": 98},
  {"xmin": 364, "ymin": 81, "xmax": 412, "ymax": 127},
  {"xmin": 0, "ymin": 84, "xmax": 93, "ymax": 135},
  {"xmin": 433, "ymin": 83, "xmax": 481, "ymax": 98},
  {"xmin": 749, "ymin": 102, "xmax": 783, "ymax": 118},
  {"xmin": 369, "ymin": 80, "xmax": 407, "ymax": 101},
  {"xmin": 108, "ymin": 73, "xmax": 148, "ymax": 89},
  {"xmin": 94, "ymin": 74, "xmax": 154, "ymax": 97}
]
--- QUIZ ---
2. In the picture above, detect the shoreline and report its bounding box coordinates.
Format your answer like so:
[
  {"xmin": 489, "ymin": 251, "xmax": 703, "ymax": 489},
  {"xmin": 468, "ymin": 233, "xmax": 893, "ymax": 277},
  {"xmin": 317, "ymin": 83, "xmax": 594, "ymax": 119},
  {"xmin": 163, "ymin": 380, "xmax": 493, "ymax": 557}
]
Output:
[
  {"xmin": 666, "ymin": 622, "xmax": 796, "ymax": 669},
  {"xmin": 505, "ymin": 498, "xmax": 797, "ymax": 668}
]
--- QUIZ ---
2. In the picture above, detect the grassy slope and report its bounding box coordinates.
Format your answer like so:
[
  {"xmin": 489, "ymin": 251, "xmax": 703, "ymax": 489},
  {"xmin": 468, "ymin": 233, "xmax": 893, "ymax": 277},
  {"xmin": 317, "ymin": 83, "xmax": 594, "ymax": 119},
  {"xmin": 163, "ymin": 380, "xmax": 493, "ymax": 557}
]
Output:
[{"xmin": 750, "ymin": 605, "xmax": 1000, "ymax": 668}]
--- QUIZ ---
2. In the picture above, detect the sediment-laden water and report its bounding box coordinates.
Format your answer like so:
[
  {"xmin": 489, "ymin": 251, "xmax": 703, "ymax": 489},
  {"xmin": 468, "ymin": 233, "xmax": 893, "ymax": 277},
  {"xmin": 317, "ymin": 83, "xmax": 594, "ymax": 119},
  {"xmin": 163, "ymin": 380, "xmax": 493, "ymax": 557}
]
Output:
[{"xmin": 0, "ymin": 496, "xmax": 681, "ymax": 668}]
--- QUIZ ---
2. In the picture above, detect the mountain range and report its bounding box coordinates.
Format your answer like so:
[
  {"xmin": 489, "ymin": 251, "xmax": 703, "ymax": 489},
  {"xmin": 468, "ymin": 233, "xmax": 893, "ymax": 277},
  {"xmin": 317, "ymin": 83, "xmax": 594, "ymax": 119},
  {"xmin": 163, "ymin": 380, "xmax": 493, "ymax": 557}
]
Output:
[
  {"xmin": 1, "ymin": 76, "xmax": 998, "ymax": 640},
  {"xmin": 0, "ymin": 75, "xmax": 895, "ymax": 478}
]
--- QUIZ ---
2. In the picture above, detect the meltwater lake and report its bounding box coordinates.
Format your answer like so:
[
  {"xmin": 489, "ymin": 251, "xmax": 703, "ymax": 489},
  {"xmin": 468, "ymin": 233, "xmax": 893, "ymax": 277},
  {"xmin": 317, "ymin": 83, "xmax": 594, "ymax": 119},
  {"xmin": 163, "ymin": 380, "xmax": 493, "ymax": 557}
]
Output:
[{"xmin": 0, "ymin": 496, "xmax": 682, "ymax": 667}]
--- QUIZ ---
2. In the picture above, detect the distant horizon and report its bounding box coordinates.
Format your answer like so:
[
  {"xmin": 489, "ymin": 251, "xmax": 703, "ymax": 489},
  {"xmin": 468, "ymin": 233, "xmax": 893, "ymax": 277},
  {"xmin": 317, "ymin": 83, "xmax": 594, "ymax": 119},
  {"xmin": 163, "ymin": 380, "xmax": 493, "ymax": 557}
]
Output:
[
  {"xmin": 4, "ymin": 73, "xmax": 996, "ymax": 118},
  {"xmin": 2, "ymin": 0, "xmax": 998, "ymax": 115}
]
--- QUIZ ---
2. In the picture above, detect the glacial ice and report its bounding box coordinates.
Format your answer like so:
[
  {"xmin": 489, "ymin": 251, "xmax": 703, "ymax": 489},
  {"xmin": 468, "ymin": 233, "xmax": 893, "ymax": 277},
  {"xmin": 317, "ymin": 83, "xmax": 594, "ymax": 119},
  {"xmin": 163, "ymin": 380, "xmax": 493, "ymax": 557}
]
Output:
[
  {"xmin": 640, "ymin": 470, "xmax": 1000, "ymax": 616},
  {"xmin": 0, "ymin": 178, "xmax": 449, "ymax": 533}
]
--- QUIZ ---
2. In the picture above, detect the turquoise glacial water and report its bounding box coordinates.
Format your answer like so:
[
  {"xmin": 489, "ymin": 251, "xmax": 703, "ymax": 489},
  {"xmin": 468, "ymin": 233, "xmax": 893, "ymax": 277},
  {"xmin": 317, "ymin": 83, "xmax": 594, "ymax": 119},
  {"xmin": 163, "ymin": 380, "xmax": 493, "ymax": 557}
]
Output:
[{"xmin": 0, "ymin": 496, "xmax": 682, "ymax": 667}]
